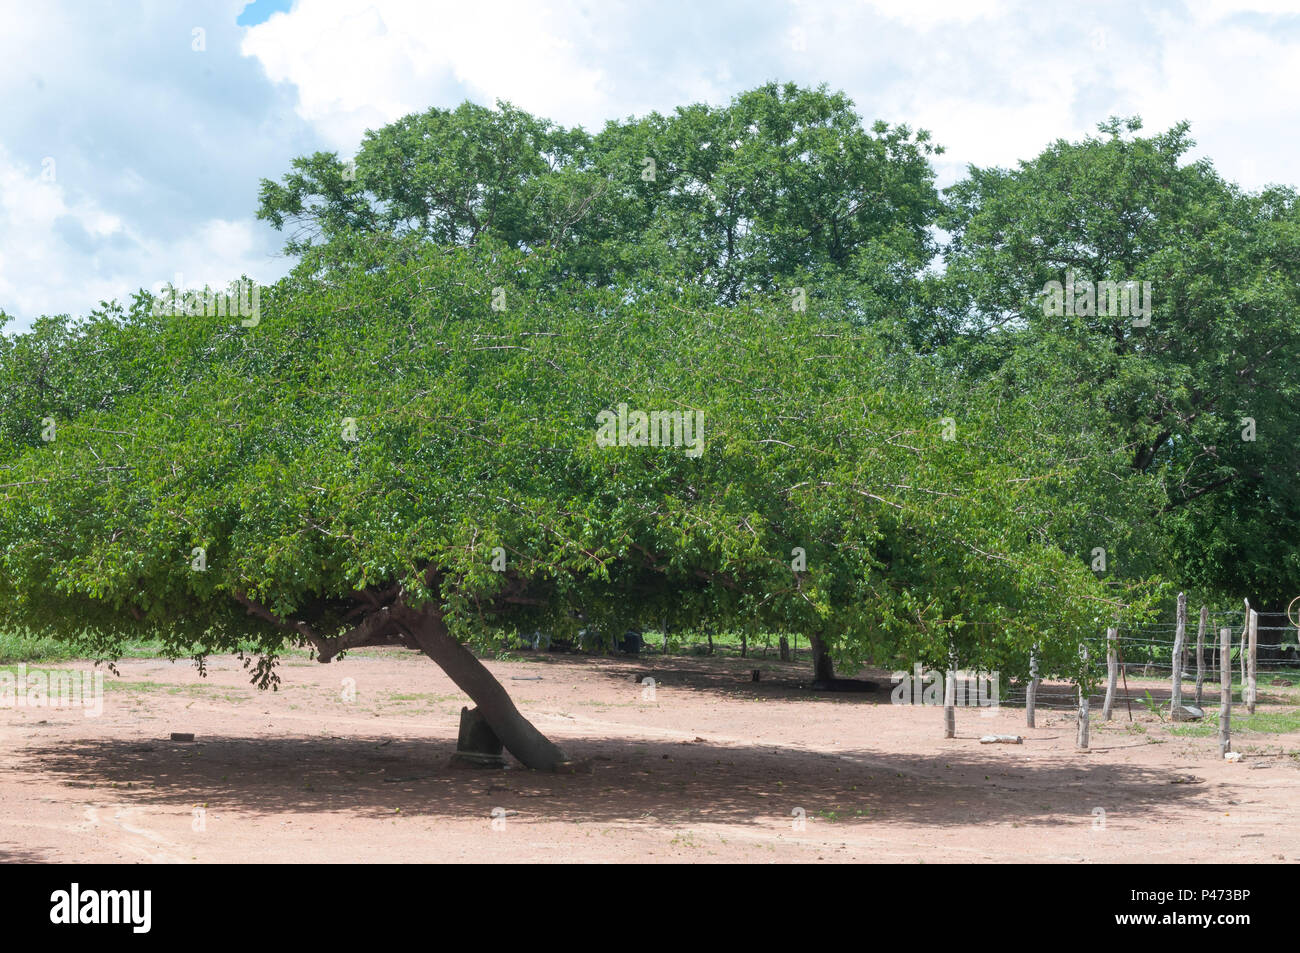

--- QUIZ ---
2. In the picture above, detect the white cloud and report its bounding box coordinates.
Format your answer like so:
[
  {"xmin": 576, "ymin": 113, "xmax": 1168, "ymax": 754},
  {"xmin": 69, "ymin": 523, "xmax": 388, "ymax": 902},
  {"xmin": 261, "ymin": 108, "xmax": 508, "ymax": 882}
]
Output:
[
  {"xmin": 860, "ymin": 0, "xmax": 1011, "ymax": 30},
  {"xmin": 0, "ymin": 1, "xmax": 309, "ymax": 329},
  {"xmin": 0, "ymin": 145, "xmax": 275, "ymax": 325},
  {"xmin": 1189, "ymin": 0, "xmax": 1300, "ymax": 23},
  {"xmin": 4, "ymin": 0, "xmax": 1300, "ymax": 329},
  {"xmin": 243, "ymin": 0, "xmax": 610, "ymax": 147},
  {"xmin": 240, "ymin": 0, "xmax": 1300, "ymax": 195},
  {"xmin": 778, "ymin": 0, "xmax": 1300, "ymax": 189},
  {"xmin": 0, "ymin": 147, "xmax": 127, "ymax": 319}
]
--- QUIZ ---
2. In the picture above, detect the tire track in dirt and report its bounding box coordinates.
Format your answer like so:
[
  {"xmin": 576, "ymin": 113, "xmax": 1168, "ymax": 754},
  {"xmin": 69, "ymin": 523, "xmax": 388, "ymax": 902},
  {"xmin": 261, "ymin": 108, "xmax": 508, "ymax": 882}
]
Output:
[{"xmin": 83, "ymin": 805, "xmax": 187, "ymax": 864}]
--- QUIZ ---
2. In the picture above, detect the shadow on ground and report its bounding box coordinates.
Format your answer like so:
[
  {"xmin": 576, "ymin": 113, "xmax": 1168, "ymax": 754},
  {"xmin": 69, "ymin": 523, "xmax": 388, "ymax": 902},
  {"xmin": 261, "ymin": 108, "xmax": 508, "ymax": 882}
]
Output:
[
  {"xmin": 17, "ymin": 731, "xmax": 1207, "ymax": 830},
  {"xmin": 0, "ymin": 842, "xmax": 60, "ymax": 863},
  {"xmin": 502, "ymin": 652, "xmax": 1291, "ymax": 708}
]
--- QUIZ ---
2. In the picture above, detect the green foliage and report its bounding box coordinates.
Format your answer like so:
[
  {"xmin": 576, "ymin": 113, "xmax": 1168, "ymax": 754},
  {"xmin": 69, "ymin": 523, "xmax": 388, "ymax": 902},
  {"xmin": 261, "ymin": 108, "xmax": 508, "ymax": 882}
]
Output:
[
  {"xmin": 1139, "ymin": 690, "xmax": 1166, "ymax": 721},
  {"xmin": 0, "ymin": 295, "xmax": 166, "ymax": 462},
  {"xmin": 256, "ymin": 83, "xmax": 942, "ymax": 310},
  {"xmin": 0, "ymin": 234, "xmax": 1156, "ymax": 685},
  {"xmin": 8, "ymin": 86, "xmax": 1290, "ymax": 699},
  {"xmin": 941, "ymin": 117, "xmax": 1300, "ymax": 605}
]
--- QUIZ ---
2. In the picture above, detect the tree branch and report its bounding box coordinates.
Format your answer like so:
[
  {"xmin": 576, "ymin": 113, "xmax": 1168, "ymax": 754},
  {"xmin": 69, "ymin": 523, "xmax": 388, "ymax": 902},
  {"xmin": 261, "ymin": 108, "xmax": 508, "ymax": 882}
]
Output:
[{"xmin": 231, "ymin": 591, "xmax": 407, "ymax": 663}]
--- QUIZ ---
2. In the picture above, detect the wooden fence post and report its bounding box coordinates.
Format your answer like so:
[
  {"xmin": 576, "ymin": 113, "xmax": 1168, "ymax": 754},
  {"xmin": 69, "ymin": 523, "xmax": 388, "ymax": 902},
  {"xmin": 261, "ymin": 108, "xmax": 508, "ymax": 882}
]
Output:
[
  {"xmin": 1196, "ymin": 605, "xmax": 1207, "ymax": 708},
  {"xmin": 1026, "ymin": 646, "xmax": 1039, "ymax": 728},
  {"xmin": 1247, "ymin": 608, "xmax": 1258, "ymax": 715},
  {"xmin": 944, "ymin": 647, "xmax": 957, "ymax": 739},
  {"xmin": 1208, "ymin": 614, "xmax": 1216, "ymax": 681},
  {"xmin": 1219, "ymin": 627, "xmax": 1232, "ymax": 756},
  {"xmin": 1077, "ymin": 643, "xmax": 1090, "ymax": 749},
  {"xmin": 1102, "ymin": 627, "xmax": 1118, "ymax": 720},
  {"xmin": 1241, "ymin": 599, "xmax": 1249, "ymax": 685},
  {"xmin": 1171, "ymin": 592, "xmax": 1186, "ymax": 714}
]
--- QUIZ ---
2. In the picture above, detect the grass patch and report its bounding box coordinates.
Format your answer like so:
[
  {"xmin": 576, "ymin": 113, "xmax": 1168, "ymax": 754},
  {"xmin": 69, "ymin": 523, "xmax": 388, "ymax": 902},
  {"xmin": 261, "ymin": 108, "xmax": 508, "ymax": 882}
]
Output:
[
  {"xmin": 0, "ymin": 632, "xmax": 82, "ymax": 664},
  {"xmin": 1166, "ymin": 708, "xmax": 1300, "ymax": 737},
  {"xmin": 0, "ymin": 630, "xmax": 319, "ymax": 665},
  {"xmin": 0, "ymin": 664, "xmax": 251, "ymax": 703},
  {"xmin": 383, "ymin": 692, "xmax": 460, "ymax": 704},
  {"xmin": 0, "ymin": 631, "xmax": 196, "ymax": 663}
]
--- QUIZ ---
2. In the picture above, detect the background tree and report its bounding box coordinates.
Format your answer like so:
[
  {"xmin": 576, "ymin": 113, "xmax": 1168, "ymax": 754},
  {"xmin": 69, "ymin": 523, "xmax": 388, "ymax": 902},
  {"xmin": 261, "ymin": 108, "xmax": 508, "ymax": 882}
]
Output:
[
  {"xmin": 941, "ymin": 118, "xmax": 1300, "ymax": 613},
  {"xmin": 256, "ymin": 83, "xmax": 943, "ymax": 307}
]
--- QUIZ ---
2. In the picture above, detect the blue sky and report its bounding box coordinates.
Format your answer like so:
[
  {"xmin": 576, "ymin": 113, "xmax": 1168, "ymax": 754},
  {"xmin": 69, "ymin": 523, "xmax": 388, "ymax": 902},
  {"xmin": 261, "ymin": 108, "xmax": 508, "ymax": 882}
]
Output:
[
  {"xmin": 237, "ymin": 0, "xmax": 294, "ymax": 26},
  {"xmin": 3, "ymin": 0, "xmax": 1299, "ymax": 330}
]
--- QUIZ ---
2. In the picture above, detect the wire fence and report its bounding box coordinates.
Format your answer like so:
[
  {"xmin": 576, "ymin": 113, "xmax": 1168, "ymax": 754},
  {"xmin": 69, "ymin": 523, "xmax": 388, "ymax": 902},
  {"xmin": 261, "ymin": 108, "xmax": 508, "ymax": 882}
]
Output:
[
  {"xmin": 508, "ymin": 607, "xmax": 1300, "ymax": 718},
  {"xmin": 998, "ymin": 608, "xmax": 1300, "ymax": 711}
]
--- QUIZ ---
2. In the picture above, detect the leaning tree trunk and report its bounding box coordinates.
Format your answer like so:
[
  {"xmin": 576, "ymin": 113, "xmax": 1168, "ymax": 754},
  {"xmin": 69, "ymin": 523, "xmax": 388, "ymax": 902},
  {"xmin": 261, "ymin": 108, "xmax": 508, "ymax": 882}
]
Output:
[
  {"xmin": 808, "ymin": 632, "xmax": 835, "ymax": 683},
  {"xmin": 396, "ymin": 604, "xmax": 569, "ymax": 771}
]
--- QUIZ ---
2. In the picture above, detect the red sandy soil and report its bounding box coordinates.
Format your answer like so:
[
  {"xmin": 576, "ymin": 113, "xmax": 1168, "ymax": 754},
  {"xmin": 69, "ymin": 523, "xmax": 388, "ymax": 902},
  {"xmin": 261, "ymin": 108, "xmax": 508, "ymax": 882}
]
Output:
[{"xmin": 0, "ymin": 649, "xmax": 1296, "ymax": 863}]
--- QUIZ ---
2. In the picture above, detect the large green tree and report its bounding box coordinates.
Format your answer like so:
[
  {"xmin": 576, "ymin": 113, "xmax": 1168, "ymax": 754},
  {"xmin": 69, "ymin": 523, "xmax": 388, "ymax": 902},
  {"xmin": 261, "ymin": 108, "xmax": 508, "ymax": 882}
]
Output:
[
  {"xmin": 0, "ymin": 234, "xmax": 1154, "ymax": 768},
  {"xmin": 256, "ymin": 83, "xmax": 942, "ymax": 305},
  {"xmin": 2, "ymin": 91, "xmax": 1189, "ymax": 769},
  {"xmin": 941, "ymin": 118, "xmax": 1300, "ymax": 609}
]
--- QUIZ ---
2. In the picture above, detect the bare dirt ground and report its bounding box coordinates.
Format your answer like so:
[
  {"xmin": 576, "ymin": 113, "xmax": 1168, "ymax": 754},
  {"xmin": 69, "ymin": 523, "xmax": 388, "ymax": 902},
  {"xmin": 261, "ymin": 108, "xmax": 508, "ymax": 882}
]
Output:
[{"xmin": 1, "ymin": 649, "xmax": 1296, "ymax": 863}]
